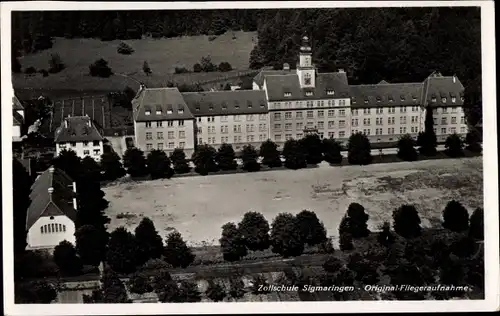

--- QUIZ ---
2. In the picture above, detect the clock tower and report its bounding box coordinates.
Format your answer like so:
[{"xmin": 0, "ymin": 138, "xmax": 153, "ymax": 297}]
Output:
[{"xmin": 297, "ymin": 36, "xmax": 316, "ymax": 88}]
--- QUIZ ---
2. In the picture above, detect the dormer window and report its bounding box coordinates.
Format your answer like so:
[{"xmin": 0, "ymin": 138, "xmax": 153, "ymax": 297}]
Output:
[
  {"xmin": 208, "ymin": 103, "xmax": 214, "ymax": 111},
  {"xmin": 247, "ymin": 101, "xmax": 253, "ymax": 108},
  {"xmin": 259, "ymin": 101, "xmax": 265, "ymax": 108},
  {"xmin": 451, "ymin": 97, "xmax": 456, "ymax": 103},
  {"xmin": 400, "ymin": 95, "xmax": 405, "ymax": 101},
  {"xmin": 351, "ymin": 97, "xmax": 356, "ymax": 104},
  {"xmin": 195, "ymin": 103, "xmax": 200, "ymax": 111},
  {"xmin": 167, "ymin": 109, "xmax": 173, "ymax": 114},
  {"xmin": 441, "ymin": 97, "xmax": 447, "ymax": 103},
  {"xmin": 156, "ymin": 109, "xmax": 162, "ymax": 115},
  {"xmin": 364, "ymin": 98, "xmax": 368, "ymax": 104},
  {"xmin": 284, "ymin": 92, "xmax": 292, "ymax": 97},
  {"xmin": 431, "ymin": 96, "xmax": 437, "ymax": 103},
  {"xmin": 327, "ymin": 90, "xmax": 335, "ymax": 95},
  {"xmin": 412, "ymin": 96, "xmax": 417, "ymax": 102},
  {"xmin": 222, "ymin": 102, "xmax": 227, "ymax": 110},
  {"xmin": 178, "ymin": 106, "xmax": 184, "ymax": 114},
  {"xmin": 376, "ymin": 96, "xmax": 381, "ymax": 103},
  {"xmin": 305, "ymin": 91, "xmax": 313, "ymax": 96},
  {"xmin": 388, "ymin": 96, "xmax": 394, "ymax": 102},
  {"xmin": 145, "ymin": 110, "xmax": 151, "ymax": 116}
]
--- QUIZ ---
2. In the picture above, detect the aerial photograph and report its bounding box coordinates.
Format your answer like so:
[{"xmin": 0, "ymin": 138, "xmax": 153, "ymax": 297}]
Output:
[{"xmin": 9, "ymin": 6, "xmax": 484, "ymax": 305}]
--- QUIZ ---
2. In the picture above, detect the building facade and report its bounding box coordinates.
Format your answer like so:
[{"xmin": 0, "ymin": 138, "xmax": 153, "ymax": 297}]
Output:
[
  {"xmin": 26, "ymin": 166, "xmax": 77, "ymax": 250},
  {"xmin": 54, "ymin": 116, "xmax": 104, "ymax": 161},
  {"xmin": 13, "ymin": 95, "xmax": 24, "ymax": 142}
]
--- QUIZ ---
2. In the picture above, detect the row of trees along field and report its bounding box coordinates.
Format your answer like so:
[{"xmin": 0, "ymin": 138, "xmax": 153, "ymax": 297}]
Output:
[{"xmin": 12, "ymin": 8, "xmax": 481, "ymax": 125}]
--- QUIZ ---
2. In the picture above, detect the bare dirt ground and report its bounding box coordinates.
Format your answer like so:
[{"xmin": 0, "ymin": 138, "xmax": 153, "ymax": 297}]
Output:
[{"xmin": 102, "ymin": 157, "xmax": 483, "ymax": 247}]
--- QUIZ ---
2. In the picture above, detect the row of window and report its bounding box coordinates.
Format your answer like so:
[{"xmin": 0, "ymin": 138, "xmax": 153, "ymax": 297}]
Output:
[
  {"xmin": 200, "ymin": 134, "xmax": 268, "ymax": 145},
  {"xmin": 434, "ymin": 116, "xmax": 466, "ymax": 125},
  {"xmin": 144, "ymin": 108, "xmax": 185, "ymax": 116},
  {"xmin": 83, "ymin": 149, "xmax": 101, "ymax": 156},
  {"xmin": 198, "ymin": 124, "xmax": 268, "ymax": 134},
  {"xmin": 40, "ymin": 223, "xmax": 67, "ymax": 234},
  {"xmin": 145, "ymin": 142, "xmax": 186, "ymax": 151},
  {"xmin": 145, "ymin": 120, "xmax": 185, "ymax": 128},
  {"xmin": 145, "ymin": 131, "xmax": 185, "ymax": 140},
  {"xmin": 197, "ymin": 114, "xmax": 267, "ymax": 123},
  {"xmin": 273, "ymin": 99, "xmax": 347, "ymax": 109},
  {"xmin": 59, "ymin": 140, "xmax": 100, "ymax": 147},
  {"xmin": 204, "ymin": 101, "xmax": 266, "ymax": 112},
  {"xmin": 435, "ymin": 127, "xmax": 467, "ymax": 134}
]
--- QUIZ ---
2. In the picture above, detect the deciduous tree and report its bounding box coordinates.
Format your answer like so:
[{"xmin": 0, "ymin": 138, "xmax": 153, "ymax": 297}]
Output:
[
  {"xmin": 177, "ymin": 281, "xmax": 202, "ymax": 302},
  {"xmin": 417, "ymin": 106, "xmax": 438, "ymax": 156},
  {"xmin": 392, "ymin": 204, "xmax": 422, "ymax": 238},
  {"xmin": 15, "ymin": 281, "xmax": 58, "ymax": 303},
  {"xmin": 270, "ymin": 213, "xmax": 305, "ymax": 257},
  {"xmin": 295, "ymin": 210, "xmax": 327, "ymax": 246},
  {"xmin": 338, "ymin": 215, "xmax": 353, "ymax": 251},
  {"xmin": 164, "ymin": 231, "xmax": 195, "ymax": 268},
  {"xmin": 100, "ymin": 151, "xmax": 126, "ymax": 181},
  {"xmin": 241, "ymin": 144, "xmax": 261, "ymax": 172},
  {"xmin": 53, "ymin": 240, "xmax": 82, "ymax": 276},
  {"xmin": 322, "ymin": 138, "xmax": 343, "ymax": 164},
  {"xmin": 347, "ymin": 132, "xmax": 372, "ymax": 165},
  {"xmin": 215, "ymin": 143, "xmax": 238, "ymax": 171},
  {"xmin": 228, "ymin": 277, "xmax": 245, "ymax": 299},
  {"xmin": 89, "ymin": 58, "xmax": 113, "ymax": 78},
  {"xmin": 206, "ymin": 280, "xmax": 226, "ymax": 302},
  {"xmin": 282, "ymin": 139, "xmax": 307, "ymax": 169},
  {"xmin": 259, "ymin": 139, "xmax": 282, "ymax": 167},
  {"xmin": 397, "ymin": 134, "xmax": 418, "ymax": 161},
  {"xmin": 75, "ymin": 225, "xmax": 109, "ymax": 266},
  {"xmin": 135, "ymin": 217, "xmax": 164, "ymax": 266},
  {"xmin": 129, "ymin": 272, "xmax": 153, "ymax": 294},
  {"xmin": 192, "ymin": 144, "xmax": 219, "ymax": 175},
  {"xmin": 442, "ymin": 200, "xmax": 469, "ymax": 232},
  {"xmin": 238, "ymin": 211, "xmax": 270, "ymax": 251},
  {"xmin": 465, "ymin": 128, "xmax": 482, "ymax": 153},
  {"xmin": 123, "ymin": 147, "xmax": 148, "ymax": 177},
  {"xmin": 220, "ymin": 222, "xmax": 248, "ymax": 261},
  {"xmin": 445, "ymin": 133, "xmax": 464, "ymax": 157},
  {"xmin": 106, "ymin": 227, "xmax": 139, "ymax": 274},
  {"xmin": 345, "ymin": 203, "xmax": 370, "ymax": 238},
  {"xmin": 170, "ymin": 148, "xmax": 191, "ymax": 174},
  {"xmin": 300, "ymin": 134, "xmax": 324, "ymax": 165},
  {"xmin": 146, "ymin": 149, "xmax": 174, "ymax": 179},
  {"xmin": 469, "ymin": 207, "xmax": 484, "ymax": 240}
]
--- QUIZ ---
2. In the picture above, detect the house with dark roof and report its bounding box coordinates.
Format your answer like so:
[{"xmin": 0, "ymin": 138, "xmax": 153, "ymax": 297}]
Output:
[
  {"xmin": 26, "ymin": 166, "xmax": 77, "ymax": 250},
  {"xmin": 12, "ymin": 95, "xmax": 25, "ymax": 142},
  {"xmin": 132, "ymin": 86, "xmax": 196, "ymax": 156},
  {"xmin": 54, "ymin": 115, "xmax": 104, "ymax": 161}
]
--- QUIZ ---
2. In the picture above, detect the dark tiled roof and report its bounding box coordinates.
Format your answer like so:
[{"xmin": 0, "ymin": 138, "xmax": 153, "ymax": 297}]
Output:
[
  {"xmin": 13, "ymin": 95, "xmax": 24, "ymax": 110},
  {"xmin": 26, "ymin": 167, "xmax": 77, "ymax": 230},
  {"xmin": 54, "ymin": 116, "xmax": 104, "ymax": 143},
  {"xmin": 182, "ymin": 90, "xmax": 268, "ymax": 116},
  {"xmin": 133, "ymin": 87, "xmax": 195, "ymax": 122},
  {"xmin": 264, "ymin": 72, "xmax": 350, "ymax": 102},
  {"xmin": 17, "ymin": 158, "xmax": 33, "ymax": 177},
  {"xmin": 253, "ymin": 69, "xmax": 294, "ymax": 88},
  {"xmin": 422, "ymin": 75, "xmax": 465, "ymax": 107},
  {"xmin": 349, "ymin": 83, "xmax": 424, "ymax": 108},
  {"xmin": 13, "ymin": 111, "xmax": 23, "ymax": 126}
]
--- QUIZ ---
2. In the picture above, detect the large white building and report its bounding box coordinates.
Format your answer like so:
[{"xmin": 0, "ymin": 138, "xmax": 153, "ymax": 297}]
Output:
[
  {"xmin": 26, "ymin": 166, "xmax": 77, "ymax": 250},
  {"xmin": 131, "ymin": 36, "xmax": 467, "ymax": 156},
  {"xmin": 54, "ymin": 115, "xmax": 105, "ymax": 161}
]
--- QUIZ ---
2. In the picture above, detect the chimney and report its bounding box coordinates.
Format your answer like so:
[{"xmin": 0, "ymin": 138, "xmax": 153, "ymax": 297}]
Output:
[
  {"xmin": 49, "ymin": 166, "xmax": 55, "ymax": 173},
  {"xmin": 48, "ymin": 187, "xmax": 54, "ymax": 195},
  {"xmin": 338, "ymin": 68, "xmax": 345, "ymax": 73},
  {"xmin": 283, "ymin": 63, "xmax": 290, "ymax": 71},
  {"xmin": 72, "ymin": 182, "xmax": 77, "ymax": 209},
  {"xmin": 64, "ymin": 118, "xmax": 68, "ymax": 128},
  {"xmin": 453, "ymin": 75, "xmax": 456, "ymax": 83},
  {"xmin": 88, "ymin": 118, "xmax": 92, "ymax": 127}
]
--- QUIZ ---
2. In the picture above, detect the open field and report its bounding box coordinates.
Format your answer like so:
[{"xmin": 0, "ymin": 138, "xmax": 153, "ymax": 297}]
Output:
[
  {"xmin": 13, "ymin": 31, "xmax": 256, "ymax": 91},
  {"xmin": 103, "ymin": 157, "xmax": 483, "ymax": 247}
]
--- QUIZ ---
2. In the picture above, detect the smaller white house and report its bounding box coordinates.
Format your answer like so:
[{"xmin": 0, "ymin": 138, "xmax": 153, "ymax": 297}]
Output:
[
  {"xmin": 26, "ymin": 166, "xmax": 78, "ymax": 250},
  {"xmin": 55, "ymin": 115, "xmax": 104, "ymax": 161},
  {"xmin": 12, "ymin": 95, "xmax": 24, "ymax": 142}
]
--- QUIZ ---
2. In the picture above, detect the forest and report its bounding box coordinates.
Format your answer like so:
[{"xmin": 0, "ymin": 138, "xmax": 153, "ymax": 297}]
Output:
[{"xmin": 11, "ymin": 7, "xmax": 482, "ymax": 125}]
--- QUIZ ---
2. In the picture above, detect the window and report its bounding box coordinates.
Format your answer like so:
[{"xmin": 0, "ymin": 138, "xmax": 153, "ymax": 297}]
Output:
[
  {"xmin": 168, "ymin": 142, "xmax": 175, "ymax": 149},
  {"xmin": 442, "ymin": 107, "xmax": 448, "ymax": 113},
  {"xmin": 234, "ymin": 125, "xmax": 241, "ymax": 133},
  {"xmin": 328, "ymin": 121, "xmax": 335, "ymax": 128},
  {"xmin": 305, "ymin": 73, "xmax": 312, "ymax": 85},
  {"xmin": 339, "ymin": 131, "xmax": 345, "ymax": 138},
  {"xmin": 352, "ymin": 109, "xmax": 358, "ymax": 116},
  {"xmin": 285, "ymin": 123, "xmax": 292, "ymax": 130},
  {"xmin": 156, "ymin": 109, "xmax": 162, "ymax": 115},
  {"xmin": 307, "ymin": 111, "xmax": 314, "ymax": 118},
  {"xmin": 275, "ymin": 134, "xmax": 282, "ymax": 141},
  {"xmin": 146, "ymin": 144, "xmax": 153, "ymax": 151},
  {"xmin": 156, "ymin": 121, "xmax": 163, "ymax": 128},
  {"xmin": 247, "ymin": 114, "xmax": 254, "ymax": 121},
  {"xmin": 198, "ymin": 138, "xmax": 203, "ymax": 144},
  {"xmin": 285, "ymin": 134, "xmax": 293, "ymax": 140},
  {"xmin": 376, "ymin": 118, "xmax": 383, "ymax": 125},
  {"xmin": 157, "ymin": 132, "xmax": 163, "ymax": 139},
  {"xmin": 376, "ymin": 108, "xmax": 383, "ymax": 114},
  {"xmin": 452, "ymin": 97, "xmax": 456, "ymax": 103},
  {"xmin": 352, "ymin": 119, "xmax": 358, "ymax": 126},
  {"xmin": 260, "ymin": 114, "xmax": 267, "ymax": 121},
  {"xmin": 400, "ymin": 117, "xmax": 406, "ymax": 124},
  {"xmin": 274, "ymin": 113, "xmax": 281, "ymax": 120},
  {"xmin": 70, "ymin": 142, "xmax": 76, "ymax": 147},
  {"xmin": 178, "ymin": 120, "xmax": 184, "ymax": 126},
  {"xmin": 306, "ymin": 91, "xmax": 313, "ymax": 96},
  {"xmin": 327, "ymin": 110, "xmax": 334, "ymax": 117},
  {"xmin": 179, "ymin": 142, "xmax": 186, "ymax": 148},
  {"xmin": 93, "ymin": 149, "xmax": 100, "ymax": 155},
  {"xmin": 339, "ymin": 109, "xmax": 345, "ymax": 117},
  {"xmin": 221, "ymin": 126, "xmax": 228, "ymax": 134},
  {"xmin": 168, "ymin": 131, "xmax": 174, "ymax": 139},
  {"xmin": 363, "ymin": 129, "xmax": 371, "ymax": 135},
  {"xmin": 179, "ymin": 131, "xmax": 185, "ymax": 139},
  {"xmin": 376, "ymin": 128, "xmax": 383, "ymax": 135},
  {"xmin": 296, "ymin": 133, "xmax": 303, "ymax": 139},
  {"xmin": 92, "ymin": 140, "xmax": 99, "ymax": 147},
  {"xmin": 399, "ymin": 127, "xmax": 407, "ymax": 134},
  {"xmin": 461, "ymin": 116, "xmax": 465, "ymax": 124},
  {"xmin": 307, "ymin": 121, "xmax": 314, "ymax": 127},
  {"xmin": 318, "ymin": 122, "xmax": 324, "ymax": 129},
  {"xmin": 339, "ymin": 120, "xmax": 345, "ymax": 128},
  {"xmin": 460, "ymin": 127, "xmax": 466, "ymax": 133},
  {"xmin": 274, "ymin": 124, "xmax": 282, "ymax": 130},
  {"xmin": 388, "ymin": 128, "xmax": 395, "ymax": 135},
  {"xmin": 400, "ymin": 106, "xmax": 407, "ymax": 113},
  {"xmin": 451, "ymin": 117, "xmax": 457, "ymax": 124},
  {"xmin": 363, "ymin": 108, "xmax": 370, "ymax": 115},
  {"xmin": 158, "ymin": 143, "xmax": 163, "ymax": 150},
  {"xmin": 327, "ymin": 90, "xmax": 334, "ymax": 95},
  {"xmin": 83, "ymin": 141, "xmax": 89, "ymax": 146},
  {"xmin": 296, "ymin": 112, "xmax": 303, "ymax": 119},
  {"xmin": 284, "ymin": 92, "xmax": 292, "ymax": 97},
  {"xmin": 363, "ymin": 118, "xmax": 371, "ymax": 126},
  {"xmin": 145, "ymin": 110, "xmax": 151, "ymax": 116},
  {"xmin": 432, "ymin": 97, "xmax": 437, "ymax": 103},
  {"xmin": 296, "ymin": 122, "xmax": 303, "ymax": 130},
  {"xmin": 234, "ymin": 115, "xmax": 241, "ymax": 121},
  {"xmin": 221, "ymin": 115, "xmax": 228, "ymax": 122},
  {"xmin": 84, "ymin": 150, "xmax": 90, "ymax": 155},
  {"xmin": 442, "ymin": 97, "xmax": 447, "ymax": 103},
  {"xmin": 452, "ymin": 107, "xmax": 457, "ymax": 113},
  {"xmin": 285, "ymin": 112, "xmax": 292, "ymax": 120},
  {"xmin": 441, "ymin": 128, "xmax": 447, "ymax": 134},
  {"xmin": 339, "ymin": 100, "xmax": 346, "ymax": 106},
  {"xmin": 441, "ymin": 117, "xmax": 447, "ymax": 125},
  {"xmin": 167, "ymin": 121, "xmax": 174, "ymax": 127},
  {"xmin": 389, "ymin": 107, "xmax": 396, "ymax": 114},
  {"xmin": 412, "ymin": 106, "xmax": 418, "ymax": 112},
  {"xmin": 412, "ymin": 116, "xmax": 418, "ymax": 124},
  {"xmin": 167, "ymin": 108, "xmax": 173, "ymax": 114},
  {"xmin": 146, "ymin": 132, "xmax": 152, "ymax": 140}
]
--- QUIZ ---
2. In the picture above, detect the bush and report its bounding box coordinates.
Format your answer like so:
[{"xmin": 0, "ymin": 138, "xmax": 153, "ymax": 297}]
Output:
[
  {"xmin": 469, "ymin": 207, "xmax": 484, "ymax": 240},
  {"xmin": 192, "ymin": 144, "xmax": 219, "ymax": 175},
  {"xmin": 465, "ymin": 128, "xmax": 482, "ymax": 153},
  {"xmin": 241, "ymin": 145, "xmax": 261, "ymax": 172},
  {"xmin": 218, "ymin": 61, "xmax": 233, "ymax": 72},
  {"xmin": 193, "ymin": 63, "xmax": 202, "ymax": 73},
  {"xmin": 117, "ymin": 42, "xmax": 134, "ymax": 55},
  {"xmin": 442, "ymin": 200, "xmax": 470, "ymax": 232},
  {"xmin": 259, "ymin": 140, "xmax": 282, "ymax": 168},
  {"xmin": 200, "ymin": 55, "xmax": 217, "ymax": 72},
  {"xmin": 228, "ymin": 278, "xmax": 245, "ymax": 299},
  {"xmin": 215, "ymin": 143, "xmax": 237, "ymax": 171},
  {"xmin": 445, "ymin": 133, "xmax": 464, "ymax": 157},
  {"xmin": 206, "ymin": 280, "xmax": 226, "ymax": 302},
  {"xmin": 177, "ymin": 281, "xmax": 202, "ymax": 302},
  {"xmin": 295, "ymin": 210, "xmax": 327, "ymax": 246},
  {"xmin": 25, "ymin": 66, "xmax": 37, "ymax": 75},
  {"xmin": 338, "ymin": 216, "xmax": 354, "ymax": 251},
  {"xmin": 146, "ymin": 149, "xmax": 174, "ymax": 179},
  {"xmin": 129, "ymin": 272, "xmax": 152, "ymax": 294},
  {"xmin": 282, "ymin": 139, "xmax": 307, "ymax": 169},
  {"xmin": 345, "ymin": 203, "xmax": 370, "ymax": 238},
  {"xmin": 220, "ymin": 222, "xmax": 247, "ymax": 261},
  {"xmin": 89, "ymin": 58, "xmax": 113, "ymax": 78},
  {"xmin": 377, "ymin": 221, "xmax": 395, "ymax": 246},
  {"xmin": 397, "ymin": 134, "xmax": 418, "ymax": 161},
  {"xmin": 322, "ymin": 256, "xmax": 343, "ymax": 273},
  {"xmin": 238, "ymin": 211, "xmax": 270, "ymax": 251},
  {"xmin": 270, "ymin": 213, "xmax": 305, "ymax": 257},
  {"xmin": 322, "ymin": 138, "xmax": 343, "ymax": 164},
  {"xmin": 170, "ymin": 148, "xmax": 191, "ymax": 174},
  {"xmin": 392, "ymin": 205, "xmax": 422, "ymax": 238},
  {"xmin": 48, "ymin": 53, "xmax": 65, "ymax": 73},
  {"xmin": 174, "ymin": 66, "xmax": 190, "ymax": 74},
  {"xmin": 300, "ymin": 134, "xmax": 324, "ymax": 165},
  {"xmin": 123, "ymin": 147, "xmax": 147, "ymax": 177},
  {"xmin": 347, "ymin": 132, "xmax": 372, "ymax": 165},
  {"xmin": 53, "ymin": 240, "xmax": 82, "ymax": 276}
]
